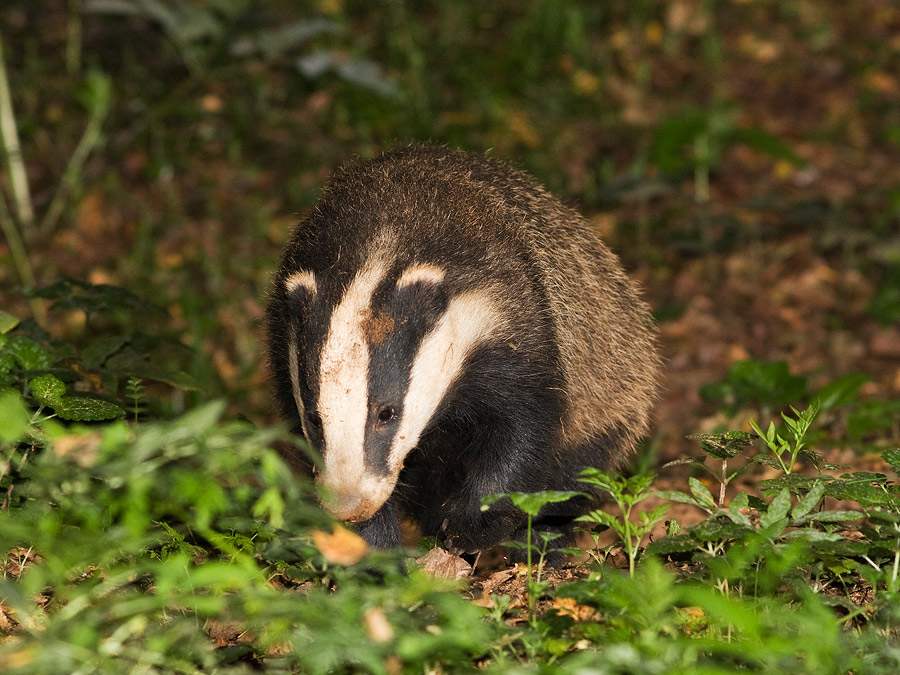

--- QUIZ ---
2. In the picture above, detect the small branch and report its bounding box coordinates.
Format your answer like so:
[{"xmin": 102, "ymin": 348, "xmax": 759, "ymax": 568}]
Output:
[
  {"xmin": 0, "ymin": 189, "xmax": 46, "ymax": 323},
  {"xmin": 0, "ymin": 33, "xmax": 35, "ymax": 230},
  {"xmin": 36, "ymin": 91, "xmax": 109, "ymax": 239},
  {"xmin": 719, "ymin": 459, "xmax": 727, "ymax": 507},
  {"xmin": 67, "ymin": 0, "xmax": 83, "ymax": 75}
]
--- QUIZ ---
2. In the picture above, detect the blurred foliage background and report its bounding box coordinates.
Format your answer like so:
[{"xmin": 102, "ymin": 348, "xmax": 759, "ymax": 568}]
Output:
[{"xmin": 1, "ymin": 0, "xmax": 899, "ymax": 448}]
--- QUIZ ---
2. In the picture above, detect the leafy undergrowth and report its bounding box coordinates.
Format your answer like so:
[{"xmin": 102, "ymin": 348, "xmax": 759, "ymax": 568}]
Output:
[{"xmin": 2, "ymin": 291, "xmax": 900, "ymax": 674}]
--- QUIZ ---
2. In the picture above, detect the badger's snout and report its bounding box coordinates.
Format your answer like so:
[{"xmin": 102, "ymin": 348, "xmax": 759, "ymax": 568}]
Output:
[{"xmin": 317, "ymin": 470, "xmax": 396, "ymax": 523}]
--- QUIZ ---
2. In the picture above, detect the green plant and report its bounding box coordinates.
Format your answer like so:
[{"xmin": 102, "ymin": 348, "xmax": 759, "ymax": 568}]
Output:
[
  {"xmin": 577, "ymin": 469, "xmax": 669, "ymax": 576},
  {"xmin": 124, "ymin": 376, "xmax": 146, "ymax": 422},
  {"xmin": 750, "ymin": 400, "xmax": 821, "ymax": 475},
  {"xmin": 481, "ymin": 490, "xmax": 584, "ymax": 624}
]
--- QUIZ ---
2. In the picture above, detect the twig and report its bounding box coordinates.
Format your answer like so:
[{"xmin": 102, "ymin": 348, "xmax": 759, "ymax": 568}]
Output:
[
  {"xmin": 0, "ymin": 188, "xmax": 46, "ymax": 323},
  {"xmin": 67, "ymin": 0, "xmax": 83, "ymax": 75},
  {"xmin": 36, "ymin": 86, "xmax": 109, "ymax": 239},
  {"xmin": 0, "ymin": 33, "xmax": 35, "ymax": 230}
]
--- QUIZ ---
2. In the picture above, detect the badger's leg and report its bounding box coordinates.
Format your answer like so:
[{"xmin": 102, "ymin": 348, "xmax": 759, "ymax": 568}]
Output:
[
  {"xmin": 437, "ymin": 419, "xmax": 555, "ymax": 554},
  {"xmin": 353, "ymin": 498, "xmax": 402, "ymax": 549}
]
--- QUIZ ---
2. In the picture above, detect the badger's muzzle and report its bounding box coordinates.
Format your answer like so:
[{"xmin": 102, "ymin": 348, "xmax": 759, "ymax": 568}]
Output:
[{"xmin": 317, "ymin": 471, "xmax": 397, "ymax": 523}]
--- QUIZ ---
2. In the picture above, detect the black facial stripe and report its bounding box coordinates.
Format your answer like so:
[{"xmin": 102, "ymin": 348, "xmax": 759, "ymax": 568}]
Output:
[
  {"xmin": 285, "ymin": 278, "xmax": 335, "ymax": 437},
  {"xmin": 362, "ymin": 272, "xmax": 450, "ymax": 475}
]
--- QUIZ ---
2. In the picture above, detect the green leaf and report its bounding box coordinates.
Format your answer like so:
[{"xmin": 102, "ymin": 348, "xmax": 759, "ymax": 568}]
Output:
[
  {"xmin": 0, "ymin": 389, "xmax": 30, "ymax": 444},
  {"xmin": 653, "ymin": 489, "xmax": 704, "ymax": 507},
  {"xmin": 0, "ymin": 310, "xmax": 19, "ymax": 334},
  {"xmin": 81, "ymin": 334, "xmax": 130, "ymax": 370},
  {"xmin": 30, "ymin": 373, "xmax": 67, "ymax": 404},
  {"xmin": 726, "ymin": 491, "xmax": 753, "ymax": 527},
  {"xmin": 865, "ymin": 509, "xmax": 900, "ymax": 525},
  {"xmin": 1, "ymin": 335, "xmax": 53, "ymax": 371},
  {"xmin": 760, "ymin": 488, "xmax": 791, "ymax": 532},
  {"xmin": 728, "ymin": 491, "xmax": 749, "ymax": 512},
  {"xmin": 640, "ymin": 503, "xmax": 670, "ymax": 528},
  {"xmin": 578, "ymin": 467, "xmax": 622, "ymax": 493},
  {"xmin": 27, "ymin": 279, "xmax": 163, "ymax": 318},
  {"xmin": 816, "ymin": 374, "xmax": 869, "ymax": 411},
  {"xmin": 847, "ymin": 399, "xmax": 900, "ymax": 440},
  {"xmin": 824, "ymin": 476, "xmax": 894, "ymax": 507},
  {"xmin": 781, "ymin": 529, "xmax": 844, "ymax": 543},
  {"xmin": 882, "ymin": 448, "xmax": 900, "ymax": 474},
  {"xmin": 793, "ymin": 510, "xmax": 864, "ymax": 525},
  {"xmin": 689, "ymin": 477, "xmax": 718, "ymax": 511},
  {"xmin": 645, "ymin": 517, "xmax": 753, "ymax": 556},
  {"xmin": 731, "ymin": 126, "xmax": 802, "ymax": 164},
  {"xmin": 48, "ymin": 395, "xmax": 126, "ymax": 422},
  {"xmin": 759, "ymin": 472, "xmax": 820, "ymax": 495},
  {"xmin": 686, "ymin": 430, "xmax": 754, "ymax": 460},
  {"xmin": 577, "ymin": 509, "xmax": 620, "ymax": 529},
  {"xmin": 704, "ymin": 359, "xmax": 808, "ymax": 414},
  {"xmin": 792, "ymin": 481, "xmax": 825, "ymax": 521},
  {"xmin": 232, "ymin": 18, "xmax": 340, "ymax": 59},
  {"xmin": 29, "ymin": 373, "xmax": 124, "ymax": 421},
  {"xmin": 507, "ymin": 490, "xmax": 585, "ymax": 517}
]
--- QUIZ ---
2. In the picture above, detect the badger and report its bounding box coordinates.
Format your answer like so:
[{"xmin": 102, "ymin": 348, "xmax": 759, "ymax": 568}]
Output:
[{"xmin": 266, "ymin": 145, "xmax": 658, "ymax": 555}]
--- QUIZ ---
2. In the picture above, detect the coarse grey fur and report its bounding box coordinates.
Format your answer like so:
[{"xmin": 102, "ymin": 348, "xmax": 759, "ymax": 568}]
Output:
[{"xmin": 266, "ymin": 144, "xmax": 659, "ymax": 555}]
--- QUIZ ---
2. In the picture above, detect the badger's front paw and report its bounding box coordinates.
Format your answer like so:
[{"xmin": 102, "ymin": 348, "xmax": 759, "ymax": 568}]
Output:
[{"xmin": 440, "ymin": 498, "xmax": 524, "ymax": 554}]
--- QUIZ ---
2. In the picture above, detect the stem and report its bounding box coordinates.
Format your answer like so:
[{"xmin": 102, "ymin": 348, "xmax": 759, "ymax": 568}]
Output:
[
  {"xmin": 526, "ymin": 514, "xmax": 537, "ymax": 624},
  {"xmin": 67, "ymin": 0, "xmax": 83, "ymax": 74},
  {"xmin": 0, "ymin": 191, "xmax": 46, "ymax": 323},
  {"xmin": 719, "ymin": 459, "xmax": 727, "ymax": 506},
  {"xmin": 622, "ymin": 500, "xmax": 636, "ymax": 577},
  {"xmin": 36, "ymin": 81, "xmax": 110, "ymax": 239},
  {"xmin": 0, "ymin": 33, "xmax": 35, "ymax": 230}
]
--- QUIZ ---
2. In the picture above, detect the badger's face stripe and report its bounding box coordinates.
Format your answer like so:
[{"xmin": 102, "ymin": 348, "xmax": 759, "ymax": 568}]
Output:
[
  {"xmin": 388, "ymin": 289, "xmax": 504, "ymax": 472},
  {"xmin": 316, "ymin": 254, "xmax": 391, "ymax": 517},
  {"xmin": 285, "ymin": 269, "xmax": 317, "ymax": 438},
  {"xmin": 287, "ymin": 325, "xmax": 307, "ymax": 438}
]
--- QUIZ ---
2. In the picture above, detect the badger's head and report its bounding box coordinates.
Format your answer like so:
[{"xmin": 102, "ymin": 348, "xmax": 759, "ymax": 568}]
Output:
[{"xmin": 278, "ymin": 254, "xmax": 501, "ymax": 523}]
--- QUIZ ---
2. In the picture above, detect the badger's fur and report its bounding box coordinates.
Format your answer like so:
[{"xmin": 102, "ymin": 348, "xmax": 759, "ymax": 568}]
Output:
[{"xmin": 266, "ymin": 145, "xmax": 658, "ymax": 553}]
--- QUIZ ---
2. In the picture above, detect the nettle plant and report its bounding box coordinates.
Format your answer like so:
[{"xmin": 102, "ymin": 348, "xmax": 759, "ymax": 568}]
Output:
[
  {"xmin": 1, "ymin": 280, "xmax": 199, "ymax": 423},
  {"xmin": 648, "ymin": 368, "xmax": 900, "ymax": 625}
]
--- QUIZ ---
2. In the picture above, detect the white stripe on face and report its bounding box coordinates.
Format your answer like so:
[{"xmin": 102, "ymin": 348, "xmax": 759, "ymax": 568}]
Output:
[
  {"xmin": 285, "ymin": 269, "xmax": 316, "ymax": 437},
  {"xmin": 317, "ymin": 253, "xmax": 390, "ymax": 515},
  {"xmin": 287, "ymin": 326, "xmax": 307, "ymax": 437},
  {"xmin": 389, "ymin": 289, "xmax": 504, "ymax": 472}
]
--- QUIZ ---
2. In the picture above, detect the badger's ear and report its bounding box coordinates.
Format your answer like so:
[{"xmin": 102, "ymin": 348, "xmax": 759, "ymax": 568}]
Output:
[
  {"xmin": 396, "ymin": 263, "xmax": 445, "ymax": 290},
  {"xmin": 392, "ymin": 263, "xmax": 448, "ymax": 329},
  {"xmin": 283, "ymin": 269, "xmax": 317, "ymax": 315}
]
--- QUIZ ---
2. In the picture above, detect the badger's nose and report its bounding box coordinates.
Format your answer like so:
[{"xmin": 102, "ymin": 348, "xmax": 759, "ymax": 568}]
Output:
[{"xmin": 319, "ymin": 487, "xmax": 379, "ymax": 523}]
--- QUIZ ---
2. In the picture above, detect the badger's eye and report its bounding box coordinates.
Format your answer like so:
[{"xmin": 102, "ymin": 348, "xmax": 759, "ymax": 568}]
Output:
[
  {"xmin": 306, "ymin": 410, "xmax": 322, "ymax": 428},
  {"xmin": 376, "ymin": 405, "xmax": 397, "ymax": 425}
]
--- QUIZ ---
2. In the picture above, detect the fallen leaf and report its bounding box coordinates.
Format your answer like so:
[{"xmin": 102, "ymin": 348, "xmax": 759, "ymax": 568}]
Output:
[
  {"xmin": 415, "ymin": 546, "xmax": 472, "ymax": 579},
  {"xmin": 311, "ymin": 525, "xmax": 367, "ymax": 565},
  {"xmin": 363, "ymin": 607, "xmax": 394, "ymax": 643}
]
